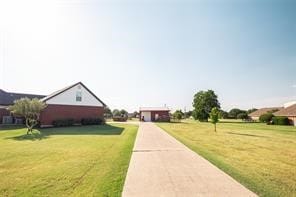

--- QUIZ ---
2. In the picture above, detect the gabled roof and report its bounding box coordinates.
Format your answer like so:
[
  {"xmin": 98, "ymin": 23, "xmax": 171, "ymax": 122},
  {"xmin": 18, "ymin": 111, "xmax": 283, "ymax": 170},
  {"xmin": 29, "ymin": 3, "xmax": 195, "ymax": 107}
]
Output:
[
  {"xmin": 40, "ymin": 82, "xmax": 106, "ymax": 107},
  {"xmin": 274, "ymin": 104, "xmax": 296, "ymax": 117},
  {"xmin": 249, "ymin": 107, "xmax": 283, "ymax": 117},
  {"xmin": 139, "ymin": 107, "xmax": 170, "ymax": 112},
  {"xmin": 0, "ymin": 89, "xmax": 46, "ymax": 106}
]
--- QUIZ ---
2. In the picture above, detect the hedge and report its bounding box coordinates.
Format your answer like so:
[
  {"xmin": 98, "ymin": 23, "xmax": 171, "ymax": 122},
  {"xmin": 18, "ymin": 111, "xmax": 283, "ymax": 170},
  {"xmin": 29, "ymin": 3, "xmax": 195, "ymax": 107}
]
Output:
[
  {"xmin": 81, "ymin": 118, "xmax": 104, "ymax": 125},
  {"xmin": 52, "ymin": 119, "xmax": 74, "ymax": 127},
  {"xmin": 272, "ymin": 116, "xmax": 290, "ymax": 125},
  {"xmin": 113, "ymin": 116, "xmax": 128, "ymax": 122}
]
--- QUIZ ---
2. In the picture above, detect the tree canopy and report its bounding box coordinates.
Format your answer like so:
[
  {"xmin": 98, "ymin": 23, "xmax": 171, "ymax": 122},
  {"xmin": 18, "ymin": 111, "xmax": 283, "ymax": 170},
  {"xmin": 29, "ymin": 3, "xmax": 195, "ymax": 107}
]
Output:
[
  {"xmin": 192, "ymin": 90, "xmax": 220, "ymax": 121},
  {"xmin": 8, "ymin": 98, "xmax": 46, "ymax": 134},
  {"xmin": 173, "ymin": 110, "xmax": 184, "ymax": 121}
]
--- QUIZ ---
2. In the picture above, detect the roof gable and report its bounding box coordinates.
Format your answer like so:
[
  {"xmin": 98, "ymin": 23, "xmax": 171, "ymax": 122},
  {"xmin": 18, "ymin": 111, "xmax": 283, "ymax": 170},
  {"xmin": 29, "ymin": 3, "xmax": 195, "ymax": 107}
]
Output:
[
  {"xmin": 249, "ymin": 107, "xmax": 283, "ymax": 117},
  {"xmin": 274, "ymin": 104, "xmax": 296, "ymax": 117},
  {"xmin": 41, "ymin": 82, "xmax": 106, "ymax": 107}
]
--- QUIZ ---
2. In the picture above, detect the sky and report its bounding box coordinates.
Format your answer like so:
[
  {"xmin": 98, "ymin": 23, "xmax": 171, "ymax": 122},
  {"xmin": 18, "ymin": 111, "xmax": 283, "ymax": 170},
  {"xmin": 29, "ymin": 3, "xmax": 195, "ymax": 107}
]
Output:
[{"xmin": 0, "ymin": 0, "xmax": 295, "ymax": 112}]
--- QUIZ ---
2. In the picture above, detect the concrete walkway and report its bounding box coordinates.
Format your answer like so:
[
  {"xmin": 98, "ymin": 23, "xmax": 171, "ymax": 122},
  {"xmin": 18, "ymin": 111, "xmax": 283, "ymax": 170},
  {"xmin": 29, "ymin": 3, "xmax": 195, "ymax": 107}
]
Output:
[{"xmin": 122, "ymin": 122, "xmax": 257, "ymax": 197}]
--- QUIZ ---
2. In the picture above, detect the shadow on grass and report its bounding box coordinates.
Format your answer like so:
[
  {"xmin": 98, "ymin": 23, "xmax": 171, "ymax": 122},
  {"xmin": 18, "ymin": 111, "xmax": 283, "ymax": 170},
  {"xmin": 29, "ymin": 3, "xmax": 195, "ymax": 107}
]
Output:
[
  {"xmin": 6, "ymin": 124, "xmax": 124, "ymax": 141},
  {"xmin": 219, "ymin": 121, "xmax": 259, "ymax": 124},
  {"xmin": 226, "ymin": 132, "xmax": 268, "ymax": 138}
]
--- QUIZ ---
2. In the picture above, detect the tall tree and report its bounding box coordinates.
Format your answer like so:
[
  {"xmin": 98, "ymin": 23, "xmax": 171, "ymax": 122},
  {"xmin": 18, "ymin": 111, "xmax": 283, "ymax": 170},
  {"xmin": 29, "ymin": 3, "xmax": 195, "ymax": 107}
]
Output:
[
  {"xmin": 192, "ymin": 90, "xmax": 220, "ymax": 121},
  {"xmin": 8, "ymin": 98, "xmax": 46, "ymax": 134},
  {"xmin": 210, "ymin": 107, "xmax": 219, "ymax": 132}
]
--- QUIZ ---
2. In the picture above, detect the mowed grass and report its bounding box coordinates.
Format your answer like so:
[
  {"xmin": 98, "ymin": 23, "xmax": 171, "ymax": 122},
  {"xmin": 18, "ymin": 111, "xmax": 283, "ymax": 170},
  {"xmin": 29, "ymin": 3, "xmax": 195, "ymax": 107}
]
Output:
[
  {"xmin": 156, "ymin": 120, "xmax": 296, "ymax": 197},
  {"xmin": 0, "ymin": 124, "xmax": 138, "ymax": 196}
]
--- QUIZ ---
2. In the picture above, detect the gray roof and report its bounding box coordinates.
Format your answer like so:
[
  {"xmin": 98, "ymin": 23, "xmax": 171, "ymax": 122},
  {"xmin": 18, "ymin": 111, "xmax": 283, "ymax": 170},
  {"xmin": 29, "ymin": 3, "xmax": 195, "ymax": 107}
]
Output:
[{"xmin": 0, "ymin": 89, "xmax": 46, "ymax": 106}]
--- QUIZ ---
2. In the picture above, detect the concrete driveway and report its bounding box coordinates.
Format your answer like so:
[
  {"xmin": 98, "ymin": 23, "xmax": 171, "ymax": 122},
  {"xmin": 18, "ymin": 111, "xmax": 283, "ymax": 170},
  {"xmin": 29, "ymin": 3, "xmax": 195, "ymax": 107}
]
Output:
[{"xmin": 122, "ymin": 122, "xmax": 257, "ymax": 197}]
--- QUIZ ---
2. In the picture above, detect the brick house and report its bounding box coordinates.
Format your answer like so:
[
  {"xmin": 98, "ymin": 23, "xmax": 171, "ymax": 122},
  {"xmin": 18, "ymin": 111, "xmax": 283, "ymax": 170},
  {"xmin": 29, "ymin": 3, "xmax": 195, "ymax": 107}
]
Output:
[
  {"xmin": 139, "ymin": 107, "xmax": 170, "ymax": 122},
  {"xmin": 0, "ymin": 82, "xmax": 106, "ymax": 127}
]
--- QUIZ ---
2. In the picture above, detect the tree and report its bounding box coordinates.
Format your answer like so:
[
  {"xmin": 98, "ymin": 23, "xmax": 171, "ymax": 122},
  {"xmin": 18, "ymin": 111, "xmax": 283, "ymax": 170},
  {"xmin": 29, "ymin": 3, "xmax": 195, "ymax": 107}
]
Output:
[
  {"xmin": 247, "ymin": 108, "xmax": 257, "ymax": 114},
  {"xmin": 173, "ymin": 110, "xmax": 184, "ymax": 121},
  {"xmin": 228, "ymin": 108, "xmax": 246, "ymax": 119},
  {"xmin": 219, "ymin": 110, "xmax": 229, "ymax": 119},
  {"xmin": 184, "ymin": 110, "xmax": 192, "ymax": 119},
  {"xmin": 237, "ymin": 112, "xmax": 249, "ymax": 120},
  {"xmin": 8, "ymin": 98, "xmax": 46, "ymax": 134},
  {"xmin": 210, "ymin": 107, "xmax": 219, "ymax": 132},
  {"xmin": 192, "ymin": 90, "xmax": 220, "ymax": 121},
  {"xmin": 112, "ymin": 109, "xmax": 121, "ymax": 116},
  {"xmin": 104, "ymin": 107, "xmax": 112, "ymax": 118},
  {"xmin": 120, "ymin": 109, "xmax": 128, "ymax": 117}
]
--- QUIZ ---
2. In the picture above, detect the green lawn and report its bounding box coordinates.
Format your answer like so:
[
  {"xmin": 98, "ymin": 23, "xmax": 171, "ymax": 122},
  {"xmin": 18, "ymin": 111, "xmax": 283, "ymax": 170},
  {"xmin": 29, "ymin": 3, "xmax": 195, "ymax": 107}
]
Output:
[
  {"xmin": 157, "ymin": 120, "xmax": 296, "ymax": 197},
  {"xmin": 0, "ymin": 124, "xmax": 138, "ymax": 196}
]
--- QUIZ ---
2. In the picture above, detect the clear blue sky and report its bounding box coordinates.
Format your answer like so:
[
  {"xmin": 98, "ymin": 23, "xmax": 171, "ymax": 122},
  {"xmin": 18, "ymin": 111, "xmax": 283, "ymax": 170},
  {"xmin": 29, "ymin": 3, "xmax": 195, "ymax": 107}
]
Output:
[{"xmin": 0, "ymin": 0, "xmax": 295, "ymax": 112}]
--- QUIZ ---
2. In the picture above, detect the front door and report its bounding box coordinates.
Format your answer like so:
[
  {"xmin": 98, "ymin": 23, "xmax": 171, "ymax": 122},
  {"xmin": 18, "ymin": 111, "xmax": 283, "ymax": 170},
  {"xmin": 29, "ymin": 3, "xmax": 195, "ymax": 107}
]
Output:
[{"xmin": 141, "ymin": 112, "xmax": 151, "ymax": 122}]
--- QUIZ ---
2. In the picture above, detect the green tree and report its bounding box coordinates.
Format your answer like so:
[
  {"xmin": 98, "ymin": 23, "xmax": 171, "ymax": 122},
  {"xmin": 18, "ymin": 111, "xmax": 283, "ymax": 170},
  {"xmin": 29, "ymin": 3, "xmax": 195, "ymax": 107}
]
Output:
[
  {"xmin": 184, "ymin": 110, "xmax": 192, "ymax": 119},
  {"xmin": 112, "ymin": 109, "xmax": 121, "ymax": 116},
  {"xmin": 173, "ymin": 110, "xmax": 184, "ymax": 121},
  {"xmin": 120, "ymin": 109, "xmax": 128, "ymax": 116},
  {"xmin": 210, "ymin": 107, "xmax": 219, "ymax": 132},
  {"xmin": 219, "ymin": 110, "xmax": 229, "ymax": 119},
  {"xmin": 247, "ymin": 108, "xmax": 258, "ymax": 114},
  {"xmin": 228, "ymin": 108, "xmax": 246, "ymax": 119},
  {"xmin": 104, "ymin": 107, "xmax": 112, "ymax": 118},
  {"xmin": 237, "ymin": 112, "xmax": 249, "ymax": 120},
  {"xmin": 8, "ymin": 98, "xmax": 46, "ymax": 134},
  {"xmin": 192, "ymin": 90, "xmax": 220, "ymax": 121}
]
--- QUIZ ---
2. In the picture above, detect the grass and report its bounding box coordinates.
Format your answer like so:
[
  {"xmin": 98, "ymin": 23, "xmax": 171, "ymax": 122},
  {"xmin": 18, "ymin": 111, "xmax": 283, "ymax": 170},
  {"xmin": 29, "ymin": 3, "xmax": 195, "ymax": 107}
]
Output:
[
  {"xmin": 0, "ymin": 124, "xmax": 138, "ymax": 196},
  {"xmin": 156, "ymin": 120, "xmax": 296, "ymax": 197}
]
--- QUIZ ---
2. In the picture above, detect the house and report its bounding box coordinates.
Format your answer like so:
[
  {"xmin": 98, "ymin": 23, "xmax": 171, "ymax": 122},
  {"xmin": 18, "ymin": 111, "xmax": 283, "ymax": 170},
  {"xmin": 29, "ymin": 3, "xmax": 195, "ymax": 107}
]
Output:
[
  {"xmin": 273, "ymin": 104, "xmax": 296, "ymax": 126},
  {"xmin": 0, "ymin": 89, "xmax": 45, "ymax": 124},
  {"xmin": 0, "ymin": 82, "xmax": 106, "ymax": 127},
  {"xmin": 249, "ymin": 107, "xmax": 283, "ymax": 120},
  {"xmin": 139, "ymin": 107, "xmax": 170, "ymax": 122}
]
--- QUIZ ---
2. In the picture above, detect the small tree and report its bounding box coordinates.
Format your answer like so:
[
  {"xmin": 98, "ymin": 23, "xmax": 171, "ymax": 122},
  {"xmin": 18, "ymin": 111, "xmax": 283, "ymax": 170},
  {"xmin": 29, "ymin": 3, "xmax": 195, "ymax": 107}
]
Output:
[
  {"xmin": 210, "ymin": 107, "xmax": 219, "ymax": 132},
  {"xmin": 173, "ymin": 110, "xmax": 184, "ymax": 122},
  {"xmin": 8, "ymin": 98, "xmax": 46, "ymax": 134}
]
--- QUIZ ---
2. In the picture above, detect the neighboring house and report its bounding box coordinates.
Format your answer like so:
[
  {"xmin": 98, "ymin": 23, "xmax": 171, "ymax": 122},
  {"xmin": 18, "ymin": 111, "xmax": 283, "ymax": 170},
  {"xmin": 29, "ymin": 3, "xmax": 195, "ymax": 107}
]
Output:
[
  {"xmin": 0, "ymin": 89, "xmax": 45, "ymax": 124},
  {"xmin": 274, "ymin": 104, "xmax": 296, "ymax": 126},
  {"xmin": 139, "ymin": 107, "xmax": 170, "ymax": 122},
  {"xmin": 249, "ymin": 107, "xmax": 283, "ymax": 120},
  {"xmin": 0, "ymin": 82, "xmax": 106, "ymax": 127}
]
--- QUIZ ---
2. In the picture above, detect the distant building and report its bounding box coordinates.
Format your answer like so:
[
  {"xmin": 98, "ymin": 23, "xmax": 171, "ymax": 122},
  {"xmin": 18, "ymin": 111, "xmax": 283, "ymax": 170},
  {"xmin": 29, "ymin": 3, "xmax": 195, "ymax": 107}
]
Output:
[
  {"xmin": 249, "ymin": 107, "xmax": 283, "ymax": 120},
  {"xmin": 139, "ymin": 107, "xmax": 170, "ymax": 122}
]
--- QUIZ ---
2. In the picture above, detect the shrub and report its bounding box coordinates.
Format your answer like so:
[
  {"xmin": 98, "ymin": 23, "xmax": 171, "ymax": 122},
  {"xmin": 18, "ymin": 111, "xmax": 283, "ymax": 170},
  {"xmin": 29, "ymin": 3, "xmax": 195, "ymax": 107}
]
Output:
[
  {"xmin": 272, "ymin": 116, "xmax": 290, "ymax": 125},
  {"xmin": 52, "ymin": 119, "xmax": 74, "ymax": 127},
  {"xmin": 81, "ymin": 118, "xmax": 104, "ymax": 125},
  {"xmin": 259, "ymin": 113, "xmax": 274, "ymax": 123}
]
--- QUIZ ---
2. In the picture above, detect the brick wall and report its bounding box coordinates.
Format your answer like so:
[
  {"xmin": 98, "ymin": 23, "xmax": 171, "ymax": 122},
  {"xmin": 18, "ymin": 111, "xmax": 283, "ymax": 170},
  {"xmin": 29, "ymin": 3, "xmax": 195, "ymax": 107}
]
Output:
[{"xmin": 39, "ymin": 104, "xmax": 104, "ymax": 126}]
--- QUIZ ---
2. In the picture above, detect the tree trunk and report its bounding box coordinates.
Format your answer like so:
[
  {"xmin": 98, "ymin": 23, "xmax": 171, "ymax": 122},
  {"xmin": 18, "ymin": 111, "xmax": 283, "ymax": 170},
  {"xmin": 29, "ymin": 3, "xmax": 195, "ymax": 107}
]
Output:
[{"xmin": 214, "ymin": 123, "xmax": 216, "ymax": 132}]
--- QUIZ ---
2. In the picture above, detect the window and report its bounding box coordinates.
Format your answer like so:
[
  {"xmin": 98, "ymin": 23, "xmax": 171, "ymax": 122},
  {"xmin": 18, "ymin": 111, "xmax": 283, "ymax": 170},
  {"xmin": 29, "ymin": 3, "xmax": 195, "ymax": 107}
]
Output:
[{"xmin": 76, "ymin": 91, "xmax": 82, "ymax": 101}]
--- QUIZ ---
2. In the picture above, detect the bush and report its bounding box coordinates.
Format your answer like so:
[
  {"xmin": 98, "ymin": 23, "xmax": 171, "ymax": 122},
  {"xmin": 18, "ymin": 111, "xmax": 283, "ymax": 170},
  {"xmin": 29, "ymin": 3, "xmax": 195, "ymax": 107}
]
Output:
[
  {"xmin": 259, "ymin": 113, "xmax": 274, "ymax": 123},
  {"xmin": 52, "ymin": 119, "xmax": 74, "ymax": 127},
  {"xmin": 272, "ymin": 116, "xmax": 290, "ymax": 125},
  {"xmin": 81, "ymin": 118, "xmax": 104, "ymax": 125}
]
